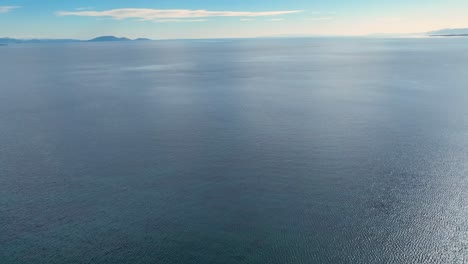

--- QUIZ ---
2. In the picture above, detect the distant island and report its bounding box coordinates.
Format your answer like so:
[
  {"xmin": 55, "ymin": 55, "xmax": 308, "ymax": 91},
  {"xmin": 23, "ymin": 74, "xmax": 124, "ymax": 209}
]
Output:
[
  {"xmin": 88, "ymin": 36, "xmax": 131, "ymax": 42},
  {"xmin": 428, "ymin": 28, "xmax": 468, "ymax": 37},
  {"xmin": 87, "ymin": 36, "xmax": 154, "ymax": 42},
  {"xmin": 3, "ymin": 28, "xmax": 468, "ymax": 45},
  {"xmin": 0, "ymin": 36, "xmax": 153, "ymax": 44},
  {"xmin": 429, "ymin": 34, "xmax": 468, "ymax": 37}
]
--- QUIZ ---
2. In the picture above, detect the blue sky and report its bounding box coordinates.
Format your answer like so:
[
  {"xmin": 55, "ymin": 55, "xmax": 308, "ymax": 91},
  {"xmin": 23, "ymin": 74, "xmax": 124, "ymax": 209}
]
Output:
[{"xmin": 1, "ymin": 0, "xmax": 468, "ymax": 39}]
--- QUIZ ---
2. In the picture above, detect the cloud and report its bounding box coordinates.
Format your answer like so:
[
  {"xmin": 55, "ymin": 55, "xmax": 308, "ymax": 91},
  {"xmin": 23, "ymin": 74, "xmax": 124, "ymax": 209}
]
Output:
[
  {"xmin": 152, "ymin": 19, "xmax": 208, "ymax": 23},
  {"xmin": 0, "ymin": 6, "xmax": 20, "ymax": 13},
  {"xmin": 270, "ymin": 18, "xmax": 284, "ymax": 21},
  {"xmin": 56, "ymin": 8, "xmax": 302, "ymax": 21}
]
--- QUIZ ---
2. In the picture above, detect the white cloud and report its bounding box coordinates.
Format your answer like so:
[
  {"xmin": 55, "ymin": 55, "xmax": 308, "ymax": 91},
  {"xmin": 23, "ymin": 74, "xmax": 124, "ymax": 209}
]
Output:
[
  {"xmin": 270, "ymin": 18, "xmax": 284, "ymax": 21},
  {"xmin": 0, "ymin": 6, "xmax": 20, "ymax": 13},
  {"xmin": 240, "ymin": 18, "xmax": 256, "ymax": 21},
  {"xmin": 56, "ymin": 8, "xmax": 302, "ymax": 21},
  {"xmin": 152, "ymin": 19, "xmax": 208, "ymax": 23}
]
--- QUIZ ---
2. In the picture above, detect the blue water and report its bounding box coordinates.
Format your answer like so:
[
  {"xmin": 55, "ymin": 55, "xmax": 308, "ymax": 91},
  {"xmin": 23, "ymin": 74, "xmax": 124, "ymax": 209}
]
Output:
[{"xmin": 1, "ymin": 38, "xmax": 467, "ymax": 263}]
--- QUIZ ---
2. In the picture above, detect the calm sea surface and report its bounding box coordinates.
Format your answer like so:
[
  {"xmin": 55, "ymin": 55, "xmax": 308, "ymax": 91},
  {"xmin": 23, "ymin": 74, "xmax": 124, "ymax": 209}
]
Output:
[{"xmin": 1, "ymin": 38, "xmax": 467, "ymax": 263}]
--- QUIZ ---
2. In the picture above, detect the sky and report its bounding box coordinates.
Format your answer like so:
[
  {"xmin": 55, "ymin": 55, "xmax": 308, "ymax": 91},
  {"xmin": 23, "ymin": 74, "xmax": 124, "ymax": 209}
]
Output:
[{"xmin": 1, "ymin": 0, "xmax": 468, "ymax": 39}]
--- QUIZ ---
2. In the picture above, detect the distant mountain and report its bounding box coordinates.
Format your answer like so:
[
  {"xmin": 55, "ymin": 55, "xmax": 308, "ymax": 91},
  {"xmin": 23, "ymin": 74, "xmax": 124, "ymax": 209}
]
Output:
[
  {"xmin": 22, "ymin": 39, "xmax": 79, "ymax": 43},
  {"xmin": 0, "ymin": 36, "xmax": 153, "ymax": 44},
  {"xmin": 428, "ymin": 28, "xmax": 468, "ymax": 37},
  {"xmin": 88, "ymin": 36, "xmax": 131, "ymax": 42},
  {"xmin": 134, "ymin": 38, "xmax": 152, "ymax": 41},
  {"xmin": 0, "ymin": 37, "xmax": 79, "ymax": 43},
  {"xmin": 0, "ymin": 37, "xmax": 18, "ymax": 44},
  {"xmin": 88, "ymin": 36, "xmax": 153, "ymax": 42}
]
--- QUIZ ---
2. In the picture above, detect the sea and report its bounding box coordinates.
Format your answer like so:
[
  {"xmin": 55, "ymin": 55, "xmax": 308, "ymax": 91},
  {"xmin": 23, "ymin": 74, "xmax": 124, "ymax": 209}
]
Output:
[{"xmin": 1, "ymin": 38, "xmax": 467, "ymax": 263}]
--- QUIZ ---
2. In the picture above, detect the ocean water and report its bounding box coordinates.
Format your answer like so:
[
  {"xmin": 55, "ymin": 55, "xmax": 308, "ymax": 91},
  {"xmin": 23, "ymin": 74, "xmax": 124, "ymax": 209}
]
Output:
[{"xmin": 0, "ymin": 38, "xmax": 467, "ymax": 263}]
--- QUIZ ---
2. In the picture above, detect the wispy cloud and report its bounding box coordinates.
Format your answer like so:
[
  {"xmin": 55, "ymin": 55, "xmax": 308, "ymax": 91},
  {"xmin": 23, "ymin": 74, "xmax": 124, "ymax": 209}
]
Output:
[
  {"xmin": 152, "ymin": 19, "xmax": 208, "ymax": 23},
  {"xmin": 56, "ymin": 8, "xmax": 302, "ymax": 21},
  {"xmin": 0, "ymin": 6, "xmax": 20, "ymax": 13},
  {"xmin": 270, "ymin": 18, "xmax": 284, "ymax": 21},
  {"xmin": 240, "ymin": 18, "xmax": 256, "ymax": 21}
]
